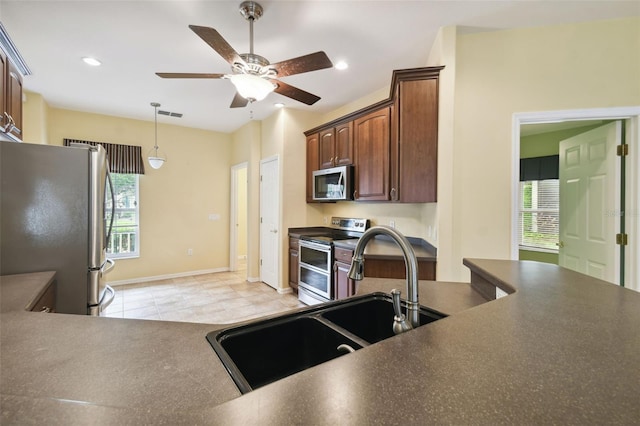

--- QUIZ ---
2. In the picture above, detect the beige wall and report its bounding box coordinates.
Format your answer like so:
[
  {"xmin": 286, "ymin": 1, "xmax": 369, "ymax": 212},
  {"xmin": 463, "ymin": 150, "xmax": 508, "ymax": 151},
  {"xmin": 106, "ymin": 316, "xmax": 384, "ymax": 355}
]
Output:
[
  {"xmin": 43, "ymin": 107, "xmax": 233, "ymax": 282},
  {"xmin": 22, "ymin": 91, "xmax": 48, "ymax": 144},
  {"xmin": 231, "ymin": 121, "xmax": 261, "ymax": 280},
  {"xmin": 449, "ymin": 17, "xmax": 640, "ymax": 281}
]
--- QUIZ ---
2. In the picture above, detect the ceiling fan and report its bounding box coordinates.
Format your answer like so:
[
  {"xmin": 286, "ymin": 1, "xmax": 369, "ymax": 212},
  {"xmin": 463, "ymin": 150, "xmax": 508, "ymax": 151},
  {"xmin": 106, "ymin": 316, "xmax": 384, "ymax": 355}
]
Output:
[{"xmin": 156, "ymin": 1, "xmax": 334, "ymax": 108}]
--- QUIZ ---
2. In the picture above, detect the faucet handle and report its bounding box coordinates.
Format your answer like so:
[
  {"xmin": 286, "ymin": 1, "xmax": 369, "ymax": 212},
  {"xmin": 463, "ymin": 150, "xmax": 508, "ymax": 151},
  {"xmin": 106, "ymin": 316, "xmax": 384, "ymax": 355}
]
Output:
[
  {"xmin": 391, "ymin": 289, "xmax": 403, "ymax": 316},
  {"xmin": 391, "ymin": 289, "xmax": 412, "ymax": 335}
]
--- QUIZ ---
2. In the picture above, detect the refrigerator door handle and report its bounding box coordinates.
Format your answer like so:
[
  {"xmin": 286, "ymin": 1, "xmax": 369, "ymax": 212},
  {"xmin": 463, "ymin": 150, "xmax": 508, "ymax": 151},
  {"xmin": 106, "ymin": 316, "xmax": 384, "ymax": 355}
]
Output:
[
  {"xmin": 100, "ymin": 285, "xmax": 116, "ymax": 311},
  {"xmin": 105, "ymin": 167, "xmax": 115, "ymax": 248},
  {"xmin": 102, "ymin": 258, "xmax": 116, "ymax": 276}
]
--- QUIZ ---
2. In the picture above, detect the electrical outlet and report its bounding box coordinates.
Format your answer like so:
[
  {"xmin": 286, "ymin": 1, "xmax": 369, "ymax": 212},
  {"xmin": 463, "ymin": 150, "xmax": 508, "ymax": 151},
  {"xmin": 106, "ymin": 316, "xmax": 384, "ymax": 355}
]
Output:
[
  {"xmin": 323, "ymin": 216, "xmax": 328, "ymax": 225},
  {"xmin": 389, "ymin": 220, "xmax": 395, "ymax": 228},
  {"xmin": 187, "ymin": 248, "xmax": 193, "ymax": 256}
]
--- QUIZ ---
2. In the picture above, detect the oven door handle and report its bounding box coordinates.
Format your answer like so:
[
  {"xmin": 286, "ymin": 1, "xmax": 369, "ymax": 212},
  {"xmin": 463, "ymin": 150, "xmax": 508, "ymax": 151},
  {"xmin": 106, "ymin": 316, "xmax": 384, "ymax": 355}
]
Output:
[{"xmin": 299, "ymin": 240, "xmax": 332, "ymax": 252}]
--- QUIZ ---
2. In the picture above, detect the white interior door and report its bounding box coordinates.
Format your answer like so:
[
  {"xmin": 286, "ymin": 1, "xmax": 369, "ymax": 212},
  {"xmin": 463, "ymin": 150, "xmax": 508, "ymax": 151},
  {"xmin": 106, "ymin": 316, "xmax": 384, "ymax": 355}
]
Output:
[
  {"xmin": 259, "ymin": 156, "xmax": 279, "ymax": 289},
  {"xmin": 229, "ymin": 163, "xmax": 248, "ymax": 274},
  {"xmin": 559, "ymin": 122, "xmax": 621, "ymax": 283}
]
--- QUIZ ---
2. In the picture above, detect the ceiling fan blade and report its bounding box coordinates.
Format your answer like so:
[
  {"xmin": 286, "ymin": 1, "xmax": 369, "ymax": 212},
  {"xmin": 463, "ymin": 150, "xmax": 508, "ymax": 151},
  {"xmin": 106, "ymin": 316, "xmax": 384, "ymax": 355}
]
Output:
[
  {"xmin": 230, "ymin": 92, "xmax": 249, "ymax": 108},
  {"xmin": 272, "ymin": 79, "xmax": 321, "ymax": 105},
  {"xmin": 270, "ymin": 51, "xmax": 333, "ymax": 78},
  {"xmin": 156, "ymin": 72, "xmax": 225, "ymax": 79},
  {"xmin": 189, "ymin": 25, "xmax": 245, "ymax": 66}
]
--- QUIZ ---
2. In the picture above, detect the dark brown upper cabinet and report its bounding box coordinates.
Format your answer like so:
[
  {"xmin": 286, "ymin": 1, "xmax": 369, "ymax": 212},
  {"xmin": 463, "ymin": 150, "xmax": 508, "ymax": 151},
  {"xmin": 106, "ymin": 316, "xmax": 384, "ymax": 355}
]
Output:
[
  {"xmin": 0, "ymin": 49, "xmax": 23, "ymax": 142},
  {"xmin": 304, "ymin": 66, "xmax": 443, "ymax": 204},
  {"xmin": 319, "ymin": 121, "xmax": 353, "ymax": 169},
  {"xmin": 353, "ymin": 106, "xmax": 391, "ymax": 201}
]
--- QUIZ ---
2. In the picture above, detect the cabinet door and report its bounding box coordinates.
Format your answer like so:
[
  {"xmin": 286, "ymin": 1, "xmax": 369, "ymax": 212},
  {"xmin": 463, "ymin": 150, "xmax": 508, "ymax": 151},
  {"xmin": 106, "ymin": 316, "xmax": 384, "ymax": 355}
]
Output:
[
  {"xmin": 333, "ymin": 261, "xmax": 355, "ymax": 300},
  {"xmin": 318, "ymin": 128, "xmax": 335, "ymax": 169},
  {"xmin": 288, "ymin": 237, "xmax": 299, "ymax": 292},
  {"xmin": 0, "ymin": 50, "xmax": 7, "ymax": 131},
  {"xmin": 306, "ymin": 133, "xmax": 319, "ymax": 202},
  {"xmin": 393, "ymin": 78, "xmax": 438, "ymax": 202},
  {"xmin": 353, "ymin": 107, "xmax": 391, "ymax": 201},
  {"xmin": 334, "ymin": 122, "xmax": 353, "ymax": 166},
  {"xmin": 7, "ymin": 61, "xmax": 23, "ymax": 140},
  {"xmin": 289, "ymin": 249, "xmax": 299, "ymax": 292}
]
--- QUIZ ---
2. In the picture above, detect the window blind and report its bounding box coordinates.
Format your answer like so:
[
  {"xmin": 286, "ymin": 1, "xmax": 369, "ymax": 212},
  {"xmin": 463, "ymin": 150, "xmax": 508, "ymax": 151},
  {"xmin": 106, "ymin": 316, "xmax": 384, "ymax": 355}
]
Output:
[
  {"xmin": 63, "ymin": 138, "xmax": 146, "ymax": 174},
  {"xmin": 519, "ymin": 180, "xmax": 559, "ymax": 251}
]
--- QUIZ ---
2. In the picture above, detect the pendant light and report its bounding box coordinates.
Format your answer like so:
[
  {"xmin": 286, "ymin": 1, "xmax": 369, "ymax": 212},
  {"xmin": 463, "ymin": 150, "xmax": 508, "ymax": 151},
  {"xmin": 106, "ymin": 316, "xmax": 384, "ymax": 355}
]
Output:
[{"xmin": 148, "ymin": 102, "xmax": 166, "ymax": 169}]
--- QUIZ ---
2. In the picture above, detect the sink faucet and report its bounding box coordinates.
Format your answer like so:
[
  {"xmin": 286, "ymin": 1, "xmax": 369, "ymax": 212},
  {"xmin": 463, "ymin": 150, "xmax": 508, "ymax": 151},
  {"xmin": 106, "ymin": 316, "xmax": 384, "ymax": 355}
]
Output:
[{"xmin": 347, "ymin": 226, "xmax": 420, "ymax": 330}]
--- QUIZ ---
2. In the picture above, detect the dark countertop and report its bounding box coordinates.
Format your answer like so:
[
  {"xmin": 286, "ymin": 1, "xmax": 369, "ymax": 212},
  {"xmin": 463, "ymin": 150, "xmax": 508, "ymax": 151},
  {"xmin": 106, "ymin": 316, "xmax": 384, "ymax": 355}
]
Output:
[
  {"xmin": 0, "ymin": 272, "xmax": 241, "ymax": 424},
  {"xmin": 2, "ymin": 259, "xmax": 640, "ymax": 424},
  {"xmin": 289, "ymin": 226, "xmax": 437, "ymax": 261}
]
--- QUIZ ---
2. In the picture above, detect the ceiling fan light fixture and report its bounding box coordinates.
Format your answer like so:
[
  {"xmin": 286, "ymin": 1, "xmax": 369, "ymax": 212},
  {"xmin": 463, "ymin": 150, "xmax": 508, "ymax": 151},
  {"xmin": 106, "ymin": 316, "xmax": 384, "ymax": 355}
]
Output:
[{"xmin": 228, "ymin": 73, "xmax": 275, "ymax": 102}]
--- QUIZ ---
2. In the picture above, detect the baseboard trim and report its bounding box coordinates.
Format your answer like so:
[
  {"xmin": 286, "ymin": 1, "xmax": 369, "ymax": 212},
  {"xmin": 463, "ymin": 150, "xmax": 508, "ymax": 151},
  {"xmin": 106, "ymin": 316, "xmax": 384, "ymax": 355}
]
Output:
[
  {"xmin": 247, "ymin": 276, "xmax": 261, "ymax": 283},
  {"xmin": 277, "ymin": 287, "xmax": 293, "ymax": 295},
  {"xmin": 107, "ymin": 267, "xmax": 230, "ymax": 287}
]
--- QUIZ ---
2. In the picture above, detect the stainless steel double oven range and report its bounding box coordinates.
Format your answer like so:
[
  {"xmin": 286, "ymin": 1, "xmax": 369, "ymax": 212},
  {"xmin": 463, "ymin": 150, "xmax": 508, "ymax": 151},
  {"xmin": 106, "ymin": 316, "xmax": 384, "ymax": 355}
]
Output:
[{"xmin": 298, "ymin": 217, "xmax": 369, "ymax": 305}]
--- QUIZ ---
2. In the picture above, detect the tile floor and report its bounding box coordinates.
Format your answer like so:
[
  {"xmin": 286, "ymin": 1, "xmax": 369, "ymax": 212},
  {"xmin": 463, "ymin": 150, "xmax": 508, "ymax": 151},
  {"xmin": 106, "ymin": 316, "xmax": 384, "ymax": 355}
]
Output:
[{"xmin": 102, "ymin": 264, "xmax": 304, "ymax": 324}]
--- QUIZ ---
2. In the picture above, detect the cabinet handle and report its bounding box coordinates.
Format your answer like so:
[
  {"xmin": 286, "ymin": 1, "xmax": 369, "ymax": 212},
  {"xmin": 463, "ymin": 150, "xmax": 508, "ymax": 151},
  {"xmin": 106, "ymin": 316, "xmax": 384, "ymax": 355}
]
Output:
[
  {"xmin": 353, "ymin": 190, "xmax": 358, "ymax": 199},
  {"xmin": 2, "ymin": 113, "xmax": 13, "ymax": 133},
  {"xmin": 390, "ymin": 188, "xmax": 397, "ymax": 200}
]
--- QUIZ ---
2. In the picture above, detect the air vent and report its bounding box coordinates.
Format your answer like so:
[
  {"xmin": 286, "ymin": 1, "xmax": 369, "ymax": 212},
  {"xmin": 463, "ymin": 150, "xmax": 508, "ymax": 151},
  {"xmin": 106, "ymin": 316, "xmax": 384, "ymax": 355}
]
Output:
[{"xmin": 158, "ymin": 110, "xmax": 183, "ymax": 118}]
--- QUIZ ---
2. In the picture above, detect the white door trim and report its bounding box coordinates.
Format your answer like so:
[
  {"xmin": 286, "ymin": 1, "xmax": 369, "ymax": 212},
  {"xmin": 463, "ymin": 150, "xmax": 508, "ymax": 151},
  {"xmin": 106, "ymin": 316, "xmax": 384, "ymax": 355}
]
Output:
[
  {"xmin": 511, "ymin": 106, "xmax": 640, "ymax": 289},
  {"xmin": 230, "ymin": 162, "xmax": 248, "ymax": 272}
]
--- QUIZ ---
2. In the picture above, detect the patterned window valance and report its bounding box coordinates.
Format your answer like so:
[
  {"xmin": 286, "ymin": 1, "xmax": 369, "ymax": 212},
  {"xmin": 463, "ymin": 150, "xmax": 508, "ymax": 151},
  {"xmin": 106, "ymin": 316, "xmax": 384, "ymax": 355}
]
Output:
[{"xmin": 63, "ymin": 138, "xmax": 146, "ymax": 174}]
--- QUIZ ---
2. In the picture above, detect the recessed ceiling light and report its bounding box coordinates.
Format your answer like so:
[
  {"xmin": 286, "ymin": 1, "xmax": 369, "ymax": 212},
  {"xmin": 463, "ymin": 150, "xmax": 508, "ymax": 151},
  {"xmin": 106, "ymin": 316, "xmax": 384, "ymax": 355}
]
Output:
[
  {"xmin": 274, "ymin": 102, "xmax": 285, "ymax": 108},
  {"xmin": 335, "ymin": 61, "xmax": 348, "ymax": 70},
  {"xmin": 82, "ymin": 57, "xmax": 102, "ymax": 67}
]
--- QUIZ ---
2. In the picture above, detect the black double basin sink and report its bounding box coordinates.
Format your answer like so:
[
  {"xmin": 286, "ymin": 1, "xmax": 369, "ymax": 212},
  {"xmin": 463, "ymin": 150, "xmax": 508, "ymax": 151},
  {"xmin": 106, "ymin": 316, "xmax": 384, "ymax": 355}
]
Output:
[{"xmin": 206, "ymin": 292, "xmax": 446, "ymax": 394}]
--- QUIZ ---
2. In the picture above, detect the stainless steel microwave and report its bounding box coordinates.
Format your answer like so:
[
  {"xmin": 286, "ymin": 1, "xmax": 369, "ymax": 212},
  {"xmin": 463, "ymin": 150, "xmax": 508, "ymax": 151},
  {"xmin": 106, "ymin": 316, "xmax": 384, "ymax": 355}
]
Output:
[{"xmin": 312, "ymin": 165, "xmax": 354, "ymax": 201}]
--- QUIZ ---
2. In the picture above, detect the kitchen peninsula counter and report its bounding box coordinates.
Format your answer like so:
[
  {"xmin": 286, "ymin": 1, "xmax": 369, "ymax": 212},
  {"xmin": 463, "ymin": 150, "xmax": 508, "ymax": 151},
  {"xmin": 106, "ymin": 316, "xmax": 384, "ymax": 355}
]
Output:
[{"xmin": 2, "ymin": 260, "xmax": 640, "ymax": 424}]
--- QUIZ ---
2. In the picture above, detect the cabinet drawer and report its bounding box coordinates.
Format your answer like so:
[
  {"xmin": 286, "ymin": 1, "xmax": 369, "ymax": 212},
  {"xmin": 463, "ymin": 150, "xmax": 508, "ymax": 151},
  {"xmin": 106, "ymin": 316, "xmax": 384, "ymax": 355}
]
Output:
[{"xmin": 334, "ymin": 247, "xmax": 354, "ymax": 264}]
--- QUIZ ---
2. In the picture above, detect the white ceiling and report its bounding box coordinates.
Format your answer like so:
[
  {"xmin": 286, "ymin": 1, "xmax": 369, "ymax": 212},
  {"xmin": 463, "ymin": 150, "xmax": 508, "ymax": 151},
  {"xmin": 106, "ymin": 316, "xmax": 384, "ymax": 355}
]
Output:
[{"xmin": 1, "ymin": 1, "xmax": 637, "ymax": 134}]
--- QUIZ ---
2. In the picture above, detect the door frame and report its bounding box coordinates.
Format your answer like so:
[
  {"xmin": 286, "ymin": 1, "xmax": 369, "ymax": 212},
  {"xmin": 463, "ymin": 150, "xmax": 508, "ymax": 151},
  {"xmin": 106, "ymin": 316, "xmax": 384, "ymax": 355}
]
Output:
[
  {"xmin": 511, "ymin": 106, "xmax": 640, "ymax": 289},
  {"xmin": 230, "ymin": 162, "xmax": 248, "ymax": 274}
]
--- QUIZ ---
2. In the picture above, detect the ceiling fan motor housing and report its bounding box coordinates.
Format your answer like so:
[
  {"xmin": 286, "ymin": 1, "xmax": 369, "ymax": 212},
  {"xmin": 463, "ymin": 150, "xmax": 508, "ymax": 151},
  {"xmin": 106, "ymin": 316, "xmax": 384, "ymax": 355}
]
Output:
[
  {"xmin": 234, "ymin": 53, "xmax": 276, "ymax": 77},
  {"xmin": 239, "ymin": 1, "xmax": 263, "ymax": 21}
]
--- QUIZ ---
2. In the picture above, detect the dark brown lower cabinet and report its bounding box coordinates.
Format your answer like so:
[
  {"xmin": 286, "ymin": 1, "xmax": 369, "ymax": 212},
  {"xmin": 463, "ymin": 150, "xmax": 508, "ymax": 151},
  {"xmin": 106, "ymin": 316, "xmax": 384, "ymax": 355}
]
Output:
[
  {"xmin": 333, "ymin": 261, "xmax": 356, "ymax": 300},
  {"xmin": 288, "ymin": 237, "xmax": 299, "ymax": 293},
  {"xmin": 364, "ymin": 259, "xmax": 436, "ymax": 281}
]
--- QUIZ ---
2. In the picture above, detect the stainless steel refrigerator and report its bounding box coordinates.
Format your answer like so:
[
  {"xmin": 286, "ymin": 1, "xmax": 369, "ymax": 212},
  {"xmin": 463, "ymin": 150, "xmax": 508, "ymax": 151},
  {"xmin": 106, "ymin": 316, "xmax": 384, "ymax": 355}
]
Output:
[{"xmin": 0, "ymin": 140, "xmax": 116, "ymax": 315}]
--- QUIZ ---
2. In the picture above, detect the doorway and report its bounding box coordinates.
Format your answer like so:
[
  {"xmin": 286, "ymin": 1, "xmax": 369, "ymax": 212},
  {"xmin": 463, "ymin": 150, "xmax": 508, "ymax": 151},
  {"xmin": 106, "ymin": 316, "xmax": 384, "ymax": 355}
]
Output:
[
  {"xmin": 230, "ymin": 162, "xmax": 248, "ymax": 276},
  {"xmin": 512, "ymin": 107, "xmax": 640, "ymax": 290}
]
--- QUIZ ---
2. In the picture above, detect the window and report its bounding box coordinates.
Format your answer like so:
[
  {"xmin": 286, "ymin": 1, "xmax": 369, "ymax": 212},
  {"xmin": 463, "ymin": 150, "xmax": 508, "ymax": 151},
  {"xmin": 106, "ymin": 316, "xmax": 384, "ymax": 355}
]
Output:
[
  {"xmin": 519, "ymin": 179, "xmax": 559, "ymax": 252},
  {"xmin": 106, "ymin": 173, "xmax": 140, "ymax": 258}
]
